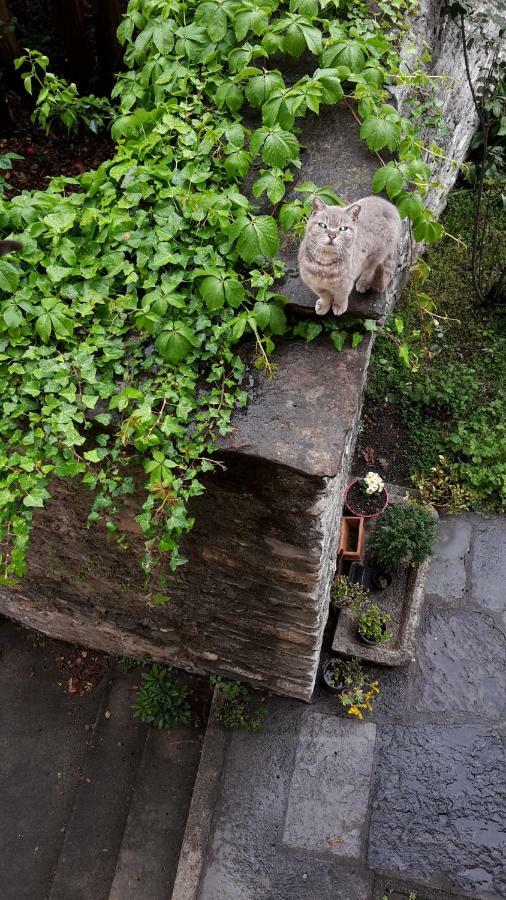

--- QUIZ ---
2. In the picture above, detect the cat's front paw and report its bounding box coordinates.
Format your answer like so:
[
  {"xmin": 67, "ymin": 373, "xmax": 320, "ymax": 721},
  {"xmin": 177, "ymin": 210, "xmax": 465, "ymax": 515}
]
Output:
[
  {"xmin": 332, "ymin": 302, "xmax": 348, "ymax": 316},
  {"xmin": 315, "ymin": 297, "xmax": 329, "ymax": 315},
  {"xmin": 355, "ymin": 277, "xmax": 370, "ymax": 293}
]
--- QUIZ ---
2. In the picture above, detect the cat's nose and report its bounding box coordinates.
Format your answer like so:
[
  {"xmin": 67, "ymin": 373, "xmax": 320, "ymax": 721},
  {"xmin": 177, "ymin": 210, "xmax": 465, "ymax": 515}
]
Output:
[{"xmin": 328, "ymin": 231, "xmax": 337, "ymax": 241}]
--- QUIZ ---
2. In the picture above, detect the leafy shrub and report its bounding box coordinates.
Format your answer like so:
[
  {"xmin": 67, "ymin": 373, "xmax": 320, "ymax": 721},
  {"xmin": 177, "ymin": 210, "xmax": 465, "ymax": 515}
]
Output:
[
  {"xmin": 0, "ymin": 153, "xmax": 23, "ymax": 195},
  {"xmin": 323, "ymin": 657, "xmax": 380, "ymax": 719},
  {"xmin": 132, "ymin": 664, "xmax": 190, "ymax": 728},
  {"xmin": 330, "ymin": 575, "xmax": 369, "ymax": 610},
  {"xmin": 369, "ymin": 503, "xmax": 437, "ymax": 570},
  {"xmin": 356, "ymin": 603, "xmax": 391, "ymax": 643},
  {"xmin": 15, "ymin": 49, "xmax": 113, "ymax": 134},
  {"xmin": 210, "ymin": 676, "xmax": 267, "ymax": 731}
]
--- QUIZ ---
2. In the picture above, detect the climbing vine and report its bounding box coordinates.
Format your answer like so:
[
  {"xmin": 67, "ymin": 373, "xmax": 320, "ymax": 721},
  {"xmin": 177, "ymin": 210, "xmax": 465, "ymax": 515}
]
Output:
[{"xmin": 0, "ymin": 0, "xmax": 447, "ymax": 593}]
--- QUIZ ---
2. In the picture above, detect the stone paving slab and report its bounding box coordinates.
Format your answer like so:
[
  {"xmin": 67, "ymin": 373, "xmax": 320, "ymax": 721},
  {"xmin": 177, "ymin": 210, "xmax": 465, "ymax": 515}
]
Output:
[
  {"xmin": 269, "ymin": 853, "xmax": 372, "ymax": 900},
  {"xmin": 470, "ymin": 518, "xmax": 506, "ymax": 613},
  {"xmin": 424, "ymin": 518, "xmax": 472, "ymax": 601},
  {"xmin": 412, "ymin": 608, "xmax": 506, "ymax": 720},
  {"xmin": 282, "ymin": 711, "xmax": 376, "ymax": 860},
  {"xmin": 199, "ymin": 699, "xmax": 304, "ymax": 900},
  {"xmin": 368, "ymin": 724, "xmax": 506, "ymax": 898}
]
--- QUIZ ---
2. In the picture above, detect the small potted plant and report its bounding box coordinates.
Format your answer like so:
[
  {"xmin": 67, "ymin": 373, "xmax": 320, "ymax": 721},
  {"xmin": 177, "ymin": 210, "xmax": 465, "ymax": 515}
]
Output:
[
  {"xmin": 330, "ymin": 575, "xmax": 369, "ymax": 611},
  {"xmin": 369, "ymin": 502, "xmax": 437, "ymax": 572},
  {"xmin": 356, "ymin": 603, "xmax": 391, "ymax": 645},
  {"xmin": 322, "ymin": 657, "xmax": 380, "ymax": 719},
  {"xmin": 371, "ymin": 568, "xmax": 393, "ymax": 591},
  {"xmin": 345, "ymin": 471, "xmax": 389, "ymax": 519}
]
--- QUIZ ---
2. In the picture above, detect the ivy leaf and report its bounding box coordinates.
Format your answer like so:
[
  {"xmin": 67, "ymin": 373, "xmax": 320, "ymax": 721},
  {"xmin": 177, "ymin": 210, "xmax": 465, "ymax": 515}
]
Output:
[
  {"xmin": 300, "ymin": 23, "xmax": 322, "ymax": 55},
  {"xmin": 351, "ymin": 332, "xmax": 363, "ymax": 348},
  {"xmin": 224, "ymin": 150, "xmax": 251, "ymax": 178},
  {"xmin": 245, "ymin": 71, "xmax": 285, "ymax": 107},
  {"xmin": 253, "ymin": 172, "xmax": 286, "ymax": 204},
  {"xmin": 268, "ymin": 303, "xmax": 287, "ymax": 335},
  {"xmin": 195, "ymin": 4, "xmax": 228, "ymax": 42},
  {"xmin": 152, "ymin": 21, "xmax": 175, "ymax": 54},
  {"xmin": 224, "ymin": 278, "xmax": 245, "ymax": 307},
  {"xmin": 279, "ymin": 202, "xmax": 303, "ymax": 231},
  {"xmin": 155, "ymin": 322, "xmax": 199, "ymax": 364},
  {"xmin": 235, "ymin": 216, "xmax": 279, "ymax": 262},
  {"xmin": 330, "ymin": 330, "xmax": 346, "ymax": 352},
  {"xmin": 234, "ymin": 9, "xmax": 269, "ymax": 42},
  {"xmin": 35, "ymin": 313, "xmax": 52, "ymax": 343},
  {"xmin": 372, "ymin": 165, "xmax": 404, "ymax": 199},
  {"xmin": 284, "ymin": 24, "xmax": 306, "ymax": 57},
  {"xmin": 43, "ymin": 208, "xmax": 77, "ymax": 233},
  {"xmin": 0, "ymin": 260, "xmax": 20, "ymax": 293},
  {"xmin": 396, "ymin": 193, "xmax": 424, "ymax": 220},
  {"xmin": 360, "ymin": 116, "xmax": 401, "ymax": 152},
  {"xmin": 3, "ymin": 304, "xmax": 23, "ymax": 330},
  {"xmin": 262, "ymin": 94, "xmax": 294, "ymax": 129},
  {"xmin": 322, "ymin": 40, "xmax": 365, "ymax": 72},
  {"xmin": 312, "ymin": 68, "xmax": 344, "ymax": 104},
  {"xmin": 215, "ymin": 82, "xmax": 243, "ymax": 113},
  {"xmin": 250, "ymin": 125, "xmax": 299, "ymax": 167},
  {"xmin": 413, "ymin": 218, "xmax": 444, "ymax": 244},
  {"xmin": 200, "ymin": 275, "xmax": 226, "ymax": 311},
  {"xmin": 253, "ymin": 301, "xmax": 271, "ymax": 329}
]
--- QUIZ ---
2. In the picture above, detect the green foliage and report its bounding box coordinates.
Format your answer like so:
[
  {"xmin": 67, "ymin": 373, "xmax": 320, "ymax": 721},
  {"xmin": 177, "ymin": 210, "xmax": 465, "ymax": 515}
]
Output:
[
  {"xmin": 132, "ymin": 664, "xmax": 190, "ymax": 728},
  {"xmin": 0, "ymin": 153, "xmax": 23, "ymax": 195},
  {"xmin": 356, "ymin": 603, "xmax": 391, "ymax": 643},
  {"xmin": 210, "ymin": 676, "xmax": 267, "ymax": 731},
  {"xmin": 330, "ymin": 574, "xmax": 369, "ymax": 610},
  {"xmin": 369, "ymin": 503, "xmax": 437, "ymax": 570},
  {"xmin": 15, "ymin": 49, "xmax": 114, "ymax": 134},
  {"xmin": 114, "ymin": 653, "xmax": 141, "ymax": 672},
  {"xmin": 367, "ymin": 185, "xmax": 506, "ymax": 510},
  {"xmin": 0, "ymin": 0, "xmax": 444, "ymax": 589}
]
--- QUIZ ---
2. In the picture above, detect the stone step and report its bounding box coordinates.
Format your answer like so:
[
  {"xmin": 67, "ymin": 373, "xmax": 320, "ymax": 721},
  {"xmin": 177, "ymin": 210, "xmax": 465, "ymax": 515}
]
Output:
[
  {"xmin": 48, "ymin": 669, "xmax": 148, "ymax": 900},
  {"xmin": 108, "ymin": 724, "xmax": 204, "ymax": 900},
  {"xmin": 0, "ymin": 622, "xmax": 108, "ymax": 900}
]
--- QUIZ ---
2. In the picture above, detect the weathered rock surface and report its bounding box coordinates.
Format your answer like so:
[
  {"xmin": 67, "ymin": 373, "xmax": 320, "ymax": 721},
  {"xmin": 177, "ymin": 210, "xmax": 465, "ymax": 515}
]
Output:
[
  {"xmin": 470, "ymin": 517, "xmax": 506, "ymax": 613},
  {"xmin": 368, "ymin": 724, "xmax": 506, "ymax": 897}
]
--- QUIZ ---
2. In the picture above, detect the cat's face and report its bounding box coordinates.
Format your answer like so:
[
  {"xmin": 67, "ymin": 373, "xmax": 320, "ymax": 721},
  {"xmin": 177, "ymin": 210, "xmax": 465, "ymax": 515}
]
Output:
[{"xmin": 303, "ymin": 198, "xmax": 360, "ymax": 259}]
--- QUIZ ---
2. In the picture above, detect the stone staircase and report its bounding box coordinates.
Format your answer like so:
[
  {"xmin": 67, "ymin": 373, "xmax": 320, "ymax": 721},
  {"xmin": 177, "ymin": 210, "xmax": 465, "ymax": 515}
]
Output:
[{"xmin": 0, "ymin": 621, "xmax": 204, "ymax": 900}]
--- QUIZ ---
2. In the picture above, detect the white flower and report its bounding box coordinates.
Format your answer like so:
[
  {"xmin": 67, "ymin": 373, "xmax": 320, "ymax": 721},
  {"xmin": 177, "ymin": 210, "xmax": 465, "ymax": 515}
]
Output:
[{"xmin": 363, "ymin": 471, "xmax": 384, "ymax": 495}]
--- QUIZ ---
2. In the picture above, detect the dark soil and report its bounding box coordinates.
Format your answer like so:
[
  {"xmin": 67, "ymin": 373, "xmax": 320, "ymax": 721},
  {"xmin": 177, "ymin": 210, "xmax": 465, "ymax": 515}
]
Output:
[
  {"xmin": 58, "ymin": 645, "xmax": 109, "ymax": 696},
  {"xmin": 345, "ymin": 480, "xmax": 388, "ymax": 516},
  {"xmin": 352, "ymin": 405, "xmax": 412, "ymax": 487},
  {"xmin": 0, "ymin": 96, "xmax": 114, "ymax": 194}
]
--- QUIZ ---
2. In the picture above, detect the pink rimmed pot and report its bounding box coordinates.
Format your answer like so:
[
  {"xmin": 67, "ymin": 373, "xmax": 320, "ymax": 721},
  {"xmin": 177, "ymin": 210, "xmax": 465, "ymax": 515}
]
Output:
[{"xmin": 344, "ymin": 478, "xmax": 389, "ymax": 520}]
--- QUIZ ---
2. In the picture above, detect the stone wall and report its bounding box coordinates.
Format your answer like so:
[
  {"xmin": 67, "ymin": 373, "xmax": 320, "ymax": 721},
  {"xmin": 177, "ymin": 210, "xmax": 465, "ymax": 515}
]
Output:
[{"xmin": 0, "ymin": 6, "xmax": 501, "ymax": 700}]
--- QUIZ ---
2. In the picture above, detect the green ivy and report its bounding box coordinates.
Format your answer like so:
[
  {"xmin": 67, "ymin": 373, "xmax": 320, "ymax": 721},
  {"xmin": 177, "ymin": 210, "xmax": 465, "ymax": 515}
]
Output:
[{"xmin": 0, "ymin": 0, "xmax": 445, "ymax": 592}]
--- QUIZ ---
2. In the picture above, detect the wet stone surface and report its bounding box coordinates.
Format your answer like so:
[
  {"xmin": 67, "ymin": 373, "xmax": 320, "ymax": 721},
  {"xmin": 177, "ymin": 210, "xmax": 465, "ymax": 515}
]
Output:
[
  {"xmin": 368, "ymin": 724, "xmax": 506, "ymax": 898},
  {"xmin": 412, "ymin": 607, "xmax": 506, "ymax": 720},
  {"xmin": 471, "ymin": 517, "xmax": 506, "ymax": 613},
  {"xmin": 282, "ymin": 712, "xmax": 376, "ymax": 859},
  {"xmin": 424, "ymin": 517, "xmax": 472, "ymax": 601}
]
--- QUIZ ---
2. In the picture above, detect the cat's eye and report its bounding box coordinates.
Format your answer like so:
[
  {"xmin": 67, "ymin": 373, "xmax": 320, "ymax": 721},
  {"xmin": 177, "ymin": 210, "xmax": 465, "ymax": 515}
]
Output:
[
  {"xmin": 318, "ymin": 222, "xmax": 328, "ymax": 229},
  {"xmin": 338, "ymin": 225, "xmax": 349, "ymax": 231}
]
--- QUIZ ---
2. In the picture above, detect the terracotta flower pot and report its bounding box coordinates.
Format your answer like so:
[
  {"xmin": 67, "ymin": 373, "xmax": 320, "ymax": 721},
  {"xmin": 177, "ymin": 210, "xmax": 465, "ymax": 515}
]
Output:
[
  {"xmin": 345, "ymin": 478, "xmax": 389, "ymax": 519},
  {"xmin": 338, "ymin": 515, "xmax": 365, "ymax": 561}
]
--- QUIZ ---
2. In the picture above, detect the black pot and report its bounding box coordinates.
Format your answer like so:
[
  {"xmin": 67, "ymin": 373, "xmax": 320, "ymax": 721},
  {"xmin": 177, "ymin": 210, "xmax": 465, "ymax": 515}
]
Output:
[
  {"xmin": 331, "ymin": 595, "xmax": 353, "ymax": 610},
  {"xmin": 356, "ymin": 619, "xmax": 388, "ymax": 645},
  {"xmin": 371, "ymin": 569, "xmax": 393, "ymax": 591},
  {"xmin": 322, "ymin": 660, "xmax": 345, "ymax": 694}
]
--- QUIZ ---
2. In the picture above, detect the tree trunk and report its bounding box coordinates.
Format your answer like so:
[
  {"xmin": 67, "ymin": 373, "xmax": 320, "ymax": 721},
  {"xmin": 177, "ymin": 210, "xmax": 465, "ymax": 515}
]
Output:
[{"xmin": 52, "ymin": 0, "xmax": 94, "ymax": 88}]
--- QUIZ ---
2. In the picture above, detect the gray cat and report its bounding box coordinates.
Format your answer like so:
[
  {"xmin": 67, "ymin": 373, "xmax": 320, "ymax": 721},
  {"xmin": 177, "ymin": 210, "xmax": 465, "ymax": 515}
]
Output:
[{"xmin": 298, "ymin": 195, "xmax": 401, "ymax": 316}]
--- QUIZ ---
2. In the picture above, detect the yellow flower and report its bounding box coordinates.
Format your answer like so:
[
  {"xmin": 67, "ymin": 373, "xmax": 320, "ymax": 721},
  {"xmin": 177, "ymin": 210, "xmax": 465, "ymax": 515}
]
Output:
[
  {"xmin": 370, "ymin": 681, "xmax": 380, "ymax": 694},
  {"xmin": 348, "ymin": 706, "xmax": 363, "ymax": 719}
]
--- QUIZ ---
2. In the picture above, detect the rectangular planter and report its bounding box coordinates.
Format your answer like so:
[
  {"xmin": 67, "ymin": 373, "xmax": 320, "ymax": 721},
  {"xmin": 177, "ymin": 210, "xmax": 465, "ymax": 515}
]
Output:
[{"xmin": 338, "ymin": 516, "xmax": 365, "ymax": 561}]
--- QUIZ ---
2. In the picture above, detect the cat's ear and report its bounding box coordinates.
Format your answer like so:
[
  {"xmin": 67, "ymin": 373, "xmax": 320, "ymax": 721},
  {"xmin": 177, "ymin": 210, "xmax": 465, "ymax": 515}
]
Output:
[
  {"xmin": 312, "ymin": 196, "xmax": 326, "ymax": 214},
  {"xmin": 347, "ymin": 204, "xmax": 361, "ymax": 221}
]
